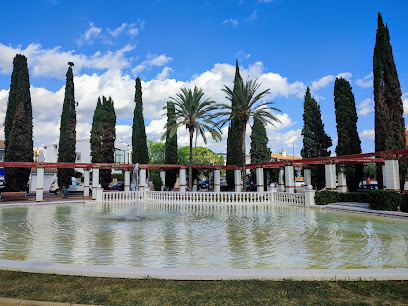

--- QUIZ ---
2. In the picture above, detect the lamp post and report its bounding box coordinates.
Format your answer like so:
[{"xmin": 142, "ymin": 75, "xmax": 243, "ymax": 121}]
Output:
[{"xmin": 292, "ymin": 136, "xmax": 301, "ymax": 192}]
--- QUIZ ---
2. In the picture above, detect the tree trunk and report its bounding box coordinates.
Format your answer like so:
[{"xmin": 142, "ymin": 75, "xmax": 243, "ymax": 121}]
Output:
[
  {"xmin": 242, "ymin": 123, "xmax": 246, "ymax": 192},
  {"xmin": 189, "ymin": 129, "xmax": 194, "ymax": 191}
]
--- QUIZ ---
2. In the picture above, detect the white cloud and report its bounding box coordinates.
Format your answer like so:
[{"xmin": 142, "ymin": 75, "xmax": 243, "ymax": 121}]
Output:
[
  {"xmin": 156, "ymin": 67, "xmax": 174, "ymax": 81},
  {"xmin": 267, "ymin": 129, "xmax": 302, "ymax": 155},
  {"xmin": 223, "ymin": 19, "xmax": 238, "ymax": 27},
  {"xmin": 403, "ymin": 92, "xmax": 408, "ymax": 115},
  {"xmin": 360, "ymin": 129, "xmax": 375, "ymax": 140},
  {"xmin": 132, "ymin": 54, "xmax": 173, "ymax": 75},
  {"xmin": 108, "ymin": 22, "xmax": 140, "ymax": 37},
  {"xmin": 356, "ymin": 72, "xmax": 373, "ymax": 88},
  {"xmin": 77, "ymin": 23, "xmax": 101, "ymax": 47},
  {"xmin": 247, "ymin": 10, "xmax": 258, "ymax": 21},
  {"xmin": 357, "ymin": 98, "xmax": 374, "ymax": 116},
  {"xmin": 311, "ymin": 72, "xmax": 352, "ymax": 92}
]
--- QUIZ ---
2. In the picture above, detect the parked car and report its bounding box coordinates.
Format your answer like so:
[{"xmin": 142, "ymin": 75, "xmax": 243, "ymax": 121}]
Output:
[
  {"xmin": 357, "ymin": 184, "xmax": 378, "ymax": 192},
  {"xmin": 200, "ymin": 179, "xmax": 209, "ymax": 189},
  {"xmin": 105, "ymin": 182, "xmax": 124, "ymax": 191},
  {"xmin": 50, "ymin": 179, "xmax": 92, "ymax": 195},
  {"xmin": 220, "ymin": 179, "xmax": 229, "ymax": 191}
]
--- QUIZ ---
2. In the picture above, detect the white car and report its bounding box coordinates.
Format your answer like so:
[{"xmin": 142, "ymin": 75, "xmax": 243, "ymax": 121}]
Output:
[{"xmin": 50, "ymin": 179, "xmax": 92, "ymax": 195}]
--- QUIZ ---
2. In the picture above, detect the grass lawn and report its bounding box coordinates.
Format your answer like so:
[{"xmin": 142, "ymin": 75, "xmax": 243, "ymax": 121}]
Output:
[{"xmin": 0, "ymin": 270, "xmax": 407, "ymax": 305}]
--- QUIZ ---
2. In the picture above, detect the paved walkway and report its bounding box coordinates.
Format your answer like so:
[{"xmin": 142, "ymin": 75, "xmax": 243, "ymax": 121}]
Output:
[{"xmin": 321, "ymin": 202, "xmax": 408, "ymax": 219}]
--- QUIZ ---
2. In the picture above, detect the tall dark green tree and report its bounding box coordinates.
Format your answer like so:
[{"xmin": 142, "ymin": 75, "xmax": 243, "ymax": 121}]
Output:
[
  {"xmin": 250, "ymin": 116, "xmax": 271, "ymax": 188},
  {"xmin": 374, "ymin": 13, "xmax": 406, "ymax": 189},
  {"xmin": 334, "ymin": 77, "xmax": 363, "ymax": 191},
  {"xmin": 4, "ymin": 55, "xmax": 33, "ymax": 191},
  {"xmin": 226, "ymin": 60, "xmax": 243, "ymax": 189},
  {"xmin": 164, "ymin": 102, "xmax": 178, "ymax": 190},
  {"xmin": 57, "ymin": 63, "xmax": 77, "ymax": 191},
  {"xmin": 301, "ymin": 87, "xmax": 332, "ymax": 190},
  {"xmin": 90, "ymin": 96, "xmax": 116, "ymax": 188},
  {"xmin": 132, "ymin": 77, "xmax": 149, "ymax": 164}
]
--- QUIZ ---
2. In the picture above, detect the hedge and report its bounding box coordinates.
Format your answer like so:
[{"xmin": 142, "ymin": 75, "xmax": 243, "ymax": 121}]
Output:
[
  {"xmin": 368, "ymin": 190, "xmax": 402, "ymax": 211},
  {"xmin": 315, "ymin": 191, "xmax": 369, "ymax": 205}
]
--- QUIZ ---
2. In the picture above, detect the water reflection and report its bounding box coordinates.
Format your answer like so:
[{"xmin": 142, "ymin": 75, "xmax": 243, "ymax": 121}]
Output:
[{"xmin": 0, "ymin": 202, "xmax": 407, "ymax": 269}]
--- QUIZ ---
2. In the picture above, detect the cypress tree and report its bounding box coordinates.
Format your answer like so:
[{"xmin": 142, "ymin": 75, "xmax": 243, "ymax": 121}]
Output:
[
  {"xmin": 57, "ymin": 63, "xmax": 77, "ymax": 190},
  {"xmin": 4, "ymin": 55, "xmax": 33, "ymax": 191},
  {"xmin": 226, "ymin": 59, "xmax": 243, "ymax": 188},
  {"xmin": 164, "ymin": 102, "xmax": 178, "ymax": 190},
  {"xmin": 90, "ymin": 96, "xmax": 116, "ymax": 188},
  {"xmin": 334, "ymin": 77, "xmax": 363, "ymax": 191},
  {"xmin": 374, "ymin": 13, "xmax": 406, "ymax": 189},
  {"xmin": 132, "ymin": 77, "xmax": 149, "ymax": 164},
  {"xmin": 250, "ymin": 116, "xmax": 271, "ymax": 188},
  {"xmin": 301, "ymin": 87, "xmax": 332, "ymax": 190}
]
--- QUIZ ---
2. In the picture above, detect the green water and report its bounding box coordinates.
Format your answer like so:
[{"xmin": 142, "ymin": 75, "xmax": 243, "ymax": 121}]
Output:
[{"xmin": 0, "ymin": 202, "xmax": 407, "ymax": 269}]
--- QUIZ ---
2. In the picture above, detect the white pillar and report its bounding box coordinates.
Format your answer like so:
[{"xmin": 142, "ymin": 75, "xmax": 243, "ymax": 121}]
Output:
[
  {"xmin": 382, "ymin": 164, "xmax": 387, "ymax": 189},
  {"xmin": 179, "ymin": 168, "xmax": 186, "ymax": 192},
  {"xmin": 304, "ymin": 189, "xmax": 316, "ymax": 207},
  {"xmin": 92, "ymin": 168, "xmax": 99, "ymax": 200},
  {"xmin": 234, "ymin": 169, "xmax": 242, "ymax": 192},
  {"xmin": 304, "ymin": 168, "xmax": 312, "ymax": 187},
  {"xmin": 285, "ymin": 165, "xmax": 294, "ymax": 193},
  {"xmin": 214, "ymin": 169, "xmax": 221, "ymax": 193},
  {"xmin": 96, "ymin": 186, "xmax": 103, "ymax": 202},
  {"xmin": 325, "ymin": 164, "xmax": 337, "ymax": 191},
  {"xmin": 337, "ymin": 167, "xmax": 347, "ymax": 193},
  {"xmin": 124, "ymin": 170, "xmax": 130, "ymax": 192},
  {"xmin": 193, "ymin": 179, "xmax": 197, "ymax": 192},
  {"xmin": 160, "ymin": 170, "xmax": 166, "ymax": 191},
  {"xmin": 36, "ymin": 167, "xmax": 44, "ymax": 202},
  {"xmin": 139, "ymin": 169, "xmax": 146, "ymax": 191},
  {"xmin": 256, "ymin": 167, "xmax": 264, "ymax": 192},
  {"xmin": 385, "ymin": 159, "xmax": 400, "ymax": 191},
  {"xmin": 83, "ymin": 170, "xmax": 90, "ymax": 197},
  {"xmin": 278, "ymin": 167, "xmax": 285, "ymax": 192}
]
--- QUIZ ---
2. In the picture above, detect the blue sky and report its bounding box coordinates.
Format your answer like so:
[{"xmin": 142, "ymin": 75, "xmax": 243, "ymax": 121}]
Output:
[{"xmin": 0, "ymin": 0, "xmax": 407, "ymax": 157}]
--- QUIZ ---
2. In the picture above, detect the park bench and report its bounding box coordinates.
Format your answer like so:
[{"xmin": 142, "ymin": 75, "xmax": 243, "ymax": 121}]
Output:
[{"xmin": 0, "ymin": 191, "xmax": 27, "ymax": 202}]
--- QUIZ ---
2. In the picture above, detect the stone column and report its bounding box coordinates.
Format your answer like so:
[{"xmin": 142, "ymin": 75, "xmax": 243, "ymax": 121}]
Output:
[
  {"xmin": 214, "ymin": 169, "xmax": 221, "ymax": 193},
  {"xmin": 92, "ymin": 168, "xmax": 99, "ymax": 200},
  {"xmin": 193, "ymin": 179, "xmax": 197, "ymax": 191},
  {"xmin": 304, "ymin": 168, "xmax": 312, "ymax": 187},
  {"xmin": 304, "ymin": 189, "xmax": 316, "ymax": 207},
  {"xmin": 256, "ymin": 167, "xmax": 264, "ymax": 192},
  {"xmin": 337, "ymin": 167, "xmax": 347, "ymax": 193},
  {"xmin": 382, "ymin": 164, "xmax": 387, "ymax": 189},
  {"xmin": 124, "ymin": 170, "xmax": 130, "ymax": 192},
  {"xmin": 36, "ymin": 167, "xmax": 44, "ymax": 202},
  {"xmin": 325, "ymin": 164, "xmax": 337, "ymax": 191},
  {"xmin": 384, "ymin": 159, "xmax": 400, "ymax": 191},
  {"xmin": 139, "ymin": 169, "xmax": 147, "ymax": 191},
  {"xmin": 285, "ymin": 165, "xmax": 294, "ymax": 193},
  {"xmin": 278, "ymin": 167, "xmax": 285, "ymax": 192},
  {"xmin": 179, "ymin": 168, "xmax": 186, "ymax": 192},
  {"xmin": 160, "ymin": 170, "xmax": 166, "ymax": 191},
  {"xmin": 83, "ymin": 169, "xmax": 90, "ymax": 197},
  {"xmin": 234, "ymin": 169, "xmax": 242, "ymax": 192}
]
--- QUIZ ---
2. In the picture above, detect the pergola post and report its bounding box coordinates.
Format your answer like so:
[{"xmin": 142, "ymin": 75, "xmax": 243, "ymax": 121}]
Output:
[
  {"xmin": 124, "ymin": 170, "xmax": 130, "ymax": 192},
  {"xmin": 285, "ymin": 165, "xmax": 294, "ymax": 193},
  {"xmin": 140, "ymin": 169, "xmax": 147, "ymax": 191},
  {"xmin": 160, "ymin": 170, "xmax": 166, "ymax": 191},
  {"xmin": 304, "ymin": 168, "xmax": 311, "ymax": 187},
  {"xmin": 256, "ymin": 166, "xmax": 264, "ymax": 192},
  {"xmin": 325, "ymin": 163, "xmax": 337, "ymax": 191},
  {"xmin": 337, "ymin": 167, "xmax": 347, "ymax": 193},
  {"xmin": 234, "ymin": 169, "xmax": 242, "ymax": 192},
  {"xmin": 83, "ymin": 169, "xmax": 90, "ymax": 197},
  {"xmin": 278, "ymin": 167, "xmax": 285, "ymax": 192},
  {"xmin": 35, "ymin": 167, "xmax": 44, "ymax": 202},
  {"xmin": 382, "ymin": 164, "xmax": 387, "ymax": 189},
  {"xmin": 179, "ymin": 168, "xmax": 186, "ymax": 192},
  {"xmin": 214, "ymin": 169, "xmax": 221, "ymax": 192},
  {"xmin": 92, "ymin": 168, "xmax": 99, "ymax": 200},
  {"xmin": 384, "ymin": 159, "xmax": 400, "ymax": 191}
]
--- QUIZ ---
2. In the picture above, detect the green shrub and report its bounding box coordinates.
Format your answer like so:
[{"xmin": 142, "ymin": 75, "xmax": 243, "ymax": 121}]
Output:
[
  {"xmin": 112, "ymin": 172, "xmax": 124, "ymax": 182},
  {"xmin": 368, "ymin": 190, "xmax": 402, "ymax": 211},
  {"xmin": 338, "ymin": 192, "xmax": 369, "ymax": 203},
  {"xmin": 315, "ymin": 191, "xmax": 339, "ymax": 205},
  {"xmin": 401, "ymin": 194, "xmax": 408, "ymax": 213},
  {"xmin": 150, "ymin": 170, "xmax": 162, "ymax": 191}
]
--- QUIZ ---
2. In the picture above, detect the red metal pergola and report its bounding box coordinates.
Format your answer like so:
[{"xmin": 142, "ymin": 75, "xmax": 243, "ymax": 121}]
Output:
[{"xmin": 1, "ymin": 149, "xmax": 408, "ymax": 171}]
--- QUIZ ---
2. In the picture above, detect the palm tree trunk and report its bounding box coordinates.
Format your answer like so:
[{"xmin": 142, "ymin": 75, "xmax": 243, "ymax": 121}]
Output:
[
  {"xmin": 189, "ymin": 129, "xmax": 194, "ymax": 191},
  {"xmin": 241, "ymin": 122, "xmax": 246, "ymax": 192}
]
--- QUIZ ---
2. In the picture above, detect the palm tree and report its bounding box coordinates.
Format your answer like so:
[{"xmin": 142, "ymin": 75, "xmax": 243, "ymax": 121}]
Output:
[
  {"xmin": 219, "ymin": 78, "xmax": 281, "ymax": 190},
  {"xmin": 162, "ymin": 86, "xmax": 222, "ymax": 190}
]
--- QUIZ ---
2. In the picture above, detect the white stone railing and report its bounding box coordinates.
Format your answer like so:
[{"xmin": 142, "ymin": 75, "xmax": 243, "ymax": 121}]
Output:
[
  {"xmin": 273, "ymin": 191, "xmax": 305, "ymax": 206},
  {"xmin": 100, "ymin": 190, "xmax": 305, "ymax": 206},
  {"xmin": 102, "ymin": 191, "xmax": 143, "ymax": 202}
]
